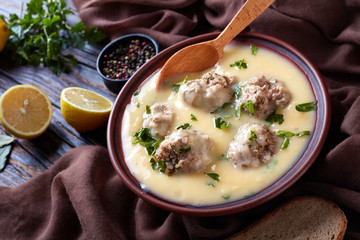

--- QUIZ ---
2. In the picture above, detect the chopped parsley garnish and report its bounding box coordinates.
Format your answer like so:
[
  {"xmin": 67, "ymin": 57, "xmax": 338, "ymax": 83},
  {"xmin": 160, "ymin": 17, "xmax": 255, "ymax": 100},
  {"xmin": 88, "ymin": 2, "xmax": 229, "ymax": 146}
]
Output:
[
  {"xmin": 150, "ymin": 158, "xmax": 166, "ymax": 173},
  {"xmin": 172, "ymin": 76, "xmax": 188, "ymax": 92},
  {"xmin": 295, "ymin": 101, "xmax": 317, "ymax": 112},
  {"xmin": 132, "ymin": 128, "xmax": 162, "ymax": 155},
  {"xmin": 276, "ymin": 130, "xmax": 311, "ymax": 150},
  {"xmin": 207, "ymin": 181, "xmax": 216, "ymax": 188},
  {"xmin": 205, "ymin": 172, "xmax": 220, "ymax": 182},
  {"xmin": 235, "ymin": 105, "xmax": 242, "ymax": 119},
  {"xmin": 220, "ymin": 154, "xmax": 230, "ymax": 161},
  {"xmin": 175, "ymin": 145, "xmax": 191, "ymax": 153},
  {"xmin": 280, "ymin": 137, "xmax": 290, "ymax": 149},
  {"xmin": 234, "ymin": 86, "xmax": 242, "ymax": 99},
  {"xmin": 296, "ymin": 131, "xmax": 310, "ymax": 137},
  {"xmin": 230, "ymin": 58, "xmax": 247, "ymax": 69},
  {"xmin": 265, "ymin": 113, "xmax": 284, "ymax": 125},
  {"xmin": 244, "ymin": 100, "xmax": 255, "ymax": 115},
  {"xmin": 267, "ymin": 159, "xmax": 278, "ymax": 169},
  {"xmin": 190, "ymin": 114, "xmax": 198, "ymax": 121},
  {"xmin": 244, "ymin": 192, "xmax": 255, "ymax": 198},
  {"xmin": 176, "ymin": 123, "xmax": 192, "ymax": 130},
  {"xmin": 276, "ymin": 130, "xmax": 295, "ymax": 138},
  {"xmin": 135, "ymin": 103, "xmax": 140, "ymax": 108},
  {"xmin": 250, "ymin": 45, "xmax": 258, "ymax": 55},
  {"xmin": 145, "ymin": 105, "xmax": 151, "ymax": 114},
  {"xmin": 222, "ymin": 194, "xmax": 231, "ymax": 200},
  {"xmin": 210, "ymin": 102, "xmax": 231, "ymax": 114},
  {"xmin": 249, "ymin": 130, "xmax": 257, "ymax": 141},
  {"xmin": 214, "ymin": 117, "xmax": 231, "ymax": 129},
  {"xmin": 133, "ymin": 89, "xmax": 140, "ymax": 96}
]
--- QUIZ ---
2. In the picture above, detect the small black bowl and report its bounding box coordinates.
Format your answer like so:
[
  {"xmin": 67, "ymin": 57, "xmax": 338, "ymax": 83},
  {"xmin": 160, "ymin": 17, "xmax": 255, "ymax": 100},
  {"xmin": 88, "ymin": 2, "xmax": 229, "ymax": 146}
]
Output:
[{"xmin": 96, "ymin": 33, "xmax": 159, "ymax": 94}]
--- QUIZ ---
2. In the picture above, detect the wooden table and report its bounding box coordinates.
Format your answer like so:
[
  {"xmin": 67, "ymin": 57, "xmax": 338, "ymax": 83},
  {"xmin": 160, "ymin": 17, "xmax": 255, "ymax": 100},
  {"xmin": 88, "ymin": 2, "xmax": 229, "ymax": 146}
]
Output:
[{"xmin": 0, "ymin": 0, "xmax": 118, "ymax": 187}]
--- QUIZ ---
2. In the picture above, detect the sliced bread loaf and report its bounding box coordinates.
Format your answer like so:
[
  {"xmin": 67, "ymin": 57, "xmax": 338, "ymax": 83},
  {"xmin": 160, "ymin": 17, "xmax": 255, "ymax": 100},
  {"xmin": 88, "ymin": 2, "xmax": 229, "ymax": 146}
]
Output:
[{"xmin": 228, "ymin": 196, "xmax": 347, "ymax": 240}]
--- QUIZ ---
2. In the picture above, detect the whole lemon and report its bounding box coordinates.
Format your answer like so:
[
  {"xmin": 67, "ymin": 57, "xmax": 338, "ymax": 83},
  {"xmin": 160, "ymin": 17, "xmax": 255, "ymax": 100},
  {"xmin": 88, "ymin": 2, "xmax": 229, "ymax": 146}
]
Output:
[{"xmin": 0, "ymin": 18, "xmax": 9, "ymax": 52}]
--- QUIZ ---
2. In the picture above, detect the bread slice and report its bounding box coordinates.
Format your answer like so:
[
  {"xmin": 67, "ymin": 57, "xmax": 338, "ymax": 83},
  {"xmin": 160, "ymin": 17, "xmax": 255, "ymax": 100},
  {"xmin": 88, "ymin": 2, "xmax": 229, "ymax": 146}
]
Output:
[{"xmin": 228, "ymin": 196, "xmax": 347, "ymax": 240}]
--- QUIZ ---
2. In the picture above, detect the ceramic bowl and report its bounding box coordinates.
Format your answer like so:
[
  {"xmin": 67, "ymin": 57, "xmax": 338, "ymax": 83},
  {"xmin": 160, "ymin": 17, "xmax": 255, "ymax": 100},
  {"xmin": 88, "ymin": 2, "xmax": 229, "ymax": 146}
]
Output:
[
  {"xmin": 96, "ymin": 33, "xmax": 159, "ymax": 94},
  {"xmin": 107, "ymin": 32, "xmax": 331, "ymax": 216}
]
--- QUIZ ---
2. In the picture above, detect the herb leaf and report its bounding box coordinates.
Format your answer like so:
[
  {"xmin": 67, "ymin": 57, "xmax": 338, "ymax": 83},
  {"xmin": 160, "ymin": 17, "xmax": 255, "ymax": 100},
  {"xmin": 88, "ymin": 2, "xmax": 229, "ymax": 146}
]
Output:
[
  {"xmin": 0, "ymin": 135, "xmax": 14, "ymax": 172},
  {"xmin": 176, "ymin": 123, "xmax": 192, "ymax": 130},
  {"xmin": 230, "ymin": 58, "xmax": 247, "ymax": 69},
  {"xmin": 133, "ymin": 89, "xmax": 140, "ymax": 96},
  {"xmin": 214, "ymin": 117, "xmax": 231, "ymax": 129},
  {"xmin": 265, "ymin": 113, "xmax": 284, "ymax": 125},
  {"xmin": 2, "ymin": 0, "xmax": 106, "ymax": 75},
  {"xmin": 222, "ymin": 194, "xmax": 231, "ymax": 200},
  {"xmin": 145, "ymin": 105, "xmax": 151, "ymax": 114},
  {"xmin": 295, "ymin": 101, "xmax": 317, "ymax": 112},
  {"xmin": 296, "ymin": 131, "xmax": 310, "ymax": 137},
  {"xmin": 276, "ymin": 130, "xmax": 295, "ymax": 138},
  {"xmin": 150, "ymin": 158, "xmax": 166, "ymax": 173},
  {"xmin": 190, "ymin": 114, "xmax": 197, "ymax": 121},
  {"xmin": 250, "ymin": 45, "xmax": 258, "ymax": 55},
  {"xmin": 132, "ymin": 128, "xmax": 162, "ymax": 155},
  {"xmin": 249, "ymin": 130, "xmax": 257, "ymax": 141},
  {"xmin": 220, "ymin": 154, "xmax": 230, "ymax": 161},
  {"xmin": 210, "ymin": 102, "xmax": 231, "ymax": 114},
  {"xmin": 235, "ymin": 105, "xmax": 242, "ymax": 119},
  {"xmin": 205, "ymin": 172, "xmax": 220, "ymax": 182},
  {"xmin": 175, "ymin": 145, "xmax": 191, "ymax": 153},
  {"xmin": 234, "ymin": 86, "xmax": 242, "ymax": 99},
  {"xmin": 243, "ymin": 100, "xmax": 255, "ymax": 115},
  {"xmin": 172, "ymin": 76, "xmax": 188, "ymax": 92},
  {"xmin": 280, "ymin": 137, "xmax": 290, "ymax": 149}
]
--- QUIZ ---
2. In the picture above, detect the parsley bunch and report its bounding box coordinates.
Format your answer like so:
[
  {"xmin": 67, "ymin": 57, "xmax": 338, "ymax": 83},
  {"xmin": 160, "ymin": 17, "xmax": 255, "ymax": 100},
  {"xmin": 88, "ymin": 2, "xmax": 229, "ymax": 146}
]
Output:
[{"xmin": 2, "ymin": 0, "xmax": 106, "ymax": 75}]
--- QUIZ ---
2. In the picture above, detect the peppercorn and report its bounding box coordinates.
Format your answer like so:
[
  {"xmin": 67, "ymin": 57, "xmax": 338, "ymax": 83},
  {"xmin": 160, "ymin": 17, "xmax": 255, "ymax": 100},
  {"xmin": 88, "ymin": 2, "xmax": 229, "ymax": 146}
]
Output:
[{"xmin": 101, "ymin": 38, "xmax": 156, "ymax": 80}]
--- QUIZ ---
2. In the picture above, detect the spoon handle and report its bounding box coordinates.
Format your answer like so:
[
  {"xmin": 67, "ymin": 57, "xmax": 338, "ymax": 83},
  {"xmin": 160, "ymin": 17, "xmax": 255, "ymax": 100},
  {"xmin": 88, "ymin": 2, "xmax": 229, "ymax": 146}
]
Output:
[{"xmin": 213, "ymin": 0, "xmax": 275, "ymax": 49}]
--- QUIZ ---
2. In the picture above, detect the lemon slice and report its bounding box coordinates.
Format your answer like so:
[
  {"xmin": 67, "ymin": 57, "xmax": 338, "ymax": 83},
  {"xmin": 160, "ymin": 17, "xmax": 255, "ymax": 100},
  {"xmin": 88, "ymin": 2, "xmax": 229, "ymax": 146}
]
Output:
[
  {"xmin": 0, "ymin": 85, "xmax": 53, "ymax": 139},
  {"xmin": 60, "ymin": 87, "xmax": 113, "ymax": 132}
]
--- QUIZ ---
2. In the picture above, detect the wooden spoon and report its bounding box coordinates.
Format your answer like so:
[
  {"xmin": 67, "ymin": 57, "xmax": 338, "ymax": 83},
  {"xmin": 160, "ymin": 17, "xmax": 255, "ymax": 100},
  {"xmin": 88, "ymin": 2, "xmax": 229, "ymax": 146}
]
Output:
[{"xmin": 155, "ymin": 0, "xmax": 274, "ymax": 89}]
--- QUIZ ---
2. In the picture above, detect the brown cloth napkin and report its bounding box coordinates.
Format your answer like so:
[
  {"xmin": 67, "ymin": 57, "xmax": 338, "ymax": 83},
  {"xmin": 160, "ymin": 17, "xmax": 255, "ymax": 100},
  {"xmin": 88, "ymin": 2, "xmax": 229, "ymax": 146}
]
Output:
[{"xmin": 1, "ymin": 0, "xmax": 360, "ymax": 239}]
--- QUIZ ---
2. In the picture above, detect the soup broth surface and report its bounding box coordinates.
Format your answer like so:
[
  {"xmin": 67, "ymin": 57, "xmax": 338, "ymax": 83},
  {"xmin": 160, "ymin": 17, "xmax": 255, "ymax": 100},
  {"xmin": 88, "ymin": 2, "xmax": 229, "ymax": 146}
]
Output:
[{"xmin": 121, "ymin": 43, "xmax": 315, "ymax": 205}]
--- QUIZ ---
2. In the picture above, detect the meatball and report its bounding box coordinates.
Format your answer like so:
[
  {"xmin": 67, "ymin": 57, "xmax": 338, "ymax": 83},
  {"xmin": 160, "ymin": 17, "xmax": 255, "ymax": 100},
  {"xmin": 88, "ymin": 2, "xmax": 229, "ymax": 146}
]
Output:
[
  {"xmin": 227, "ymin": 123, "xmax": 278, "ymax": 168},
  {"xmin": 143, "ymin": 103, "xmax": 175, "ymax": 138},
  {"xmin": 155, "ymin": 129, "xmax": 214, "ymax": 175},
  {"xmin": 179, "ymin": 72, "xmax": 236, "ymax": 111},
  {"xmin": 240, "ymin": 74, "xmax": 291, "ymax": 119}
]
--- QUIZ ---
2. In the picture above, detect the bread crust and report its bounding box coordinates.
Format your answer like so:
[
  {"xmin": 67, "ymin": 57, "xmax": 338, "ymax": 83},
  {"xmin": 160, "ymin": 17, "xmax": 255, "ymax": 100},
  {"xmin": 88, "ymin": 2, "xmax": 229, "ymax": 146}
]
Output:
[{"xmin": 227, "ymin": 196, "xmax": 347, "ymax": 240}]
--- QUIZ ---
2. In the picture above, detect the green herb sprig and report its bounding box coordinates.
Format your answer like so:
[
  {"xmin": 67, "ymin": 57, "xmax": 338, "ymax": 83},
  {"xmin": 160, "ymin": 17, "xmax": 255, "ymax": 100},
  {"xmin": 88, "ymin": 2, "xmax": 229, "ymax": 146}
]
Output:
[
  {"xmin": 276, "ymin": 130, "xmax": 310, "ymax": 149},
  {"xmin": 150, "ymin": 158, "xmax": 166, "ymax": 173},
  {"xmin": 250, "ymin": 45, "xmax": 258, "ymax": 55},
  {"xmin": 205, "ymin": 172, "xmax": 220, "ymax": 182},
  {"xmin": 172, "ymin": 76, "xmax": 188, "ymax": 92},
  {"xmin": 295, "ymin": 101, "xmax": 317, "ymax": 112},
  {"xmin": 132, "ymin": 128, "xmax": 162, "ymax": 155},
  {"xmin": 249, "ymin": 130, "xmax": 257, "ymax": 141},
  {"xmin": 0, "ymin": 135, "xmax": 15, "ymax": 172},
  {"xmin": 230, "ymin": 58, "xmax": 247, "ymax": 69},
  {"xmin": 176, "ymin": 123, "xmax": 191, "ymax": 130},
  {"xmin": 190, "ymin": 114, "xmax": 197, "ymax": 121},
  {"xmin": 214, "ymin": 117, "xmax": 231, "ymax": 129},
  {"xmin": 2, "ymin": 0, "xmax": 106, "ymax": 75}
]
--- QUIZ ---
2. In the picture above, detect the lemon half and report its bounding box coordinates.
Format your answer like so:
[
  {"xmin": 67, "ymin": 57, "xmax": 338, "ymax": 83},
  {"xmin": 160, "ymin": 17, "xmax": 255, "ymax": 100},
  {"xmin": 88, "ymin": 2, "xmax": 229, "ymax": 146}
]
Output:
[
  {"xmin": 60, "ymin": 87, "xmax": 113, "ymax": 132},
  {"xmin": 0, "ymin": 85, "xmax": 53, "ymax": 139}
]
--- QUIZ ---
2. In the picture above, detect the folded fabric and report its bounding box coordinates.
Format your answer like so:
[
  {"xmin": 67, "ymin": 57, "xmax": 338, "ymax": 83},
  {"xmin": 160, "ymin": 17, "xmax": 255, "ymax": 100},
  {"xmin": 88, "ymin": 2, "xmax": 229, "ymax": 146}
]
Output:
[{"xmin": 1, "ymin": 0, "xmax": 360, "ymax": 239}]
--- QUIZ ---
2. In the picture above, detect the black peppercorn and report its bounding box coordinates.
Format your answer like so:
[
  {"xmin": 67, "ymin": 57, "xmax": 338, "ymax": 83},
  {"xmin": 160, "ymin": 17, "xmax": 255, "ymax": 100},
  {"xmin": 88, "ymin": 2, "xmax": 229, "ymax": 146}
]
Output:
[{"xmin": 101, "ymin": 38, "xmax": 156, "ymax": 80}]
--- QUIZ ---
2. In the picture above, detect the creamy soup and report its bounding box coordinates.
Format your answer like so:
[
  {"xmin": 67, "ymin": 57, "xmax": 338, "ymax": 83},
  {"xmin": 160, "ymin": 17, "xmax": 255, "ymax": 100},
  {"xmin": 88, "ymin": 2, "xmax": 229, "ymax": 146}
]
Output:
[{"xmin": 121, "ymin": 43, "xmax": 315, "ymax": 205}]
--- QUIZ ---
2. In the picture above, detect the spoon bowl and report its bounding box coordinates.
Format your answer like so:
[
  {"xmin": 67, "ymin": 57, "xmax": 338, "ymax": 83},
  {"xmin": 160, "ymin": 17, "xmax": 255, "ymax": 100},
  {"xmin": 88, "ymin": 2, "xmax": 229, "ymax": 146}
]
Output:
[{"xmin": 155, "ymin": 0, "xmax": 275, "ymax": 89}]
